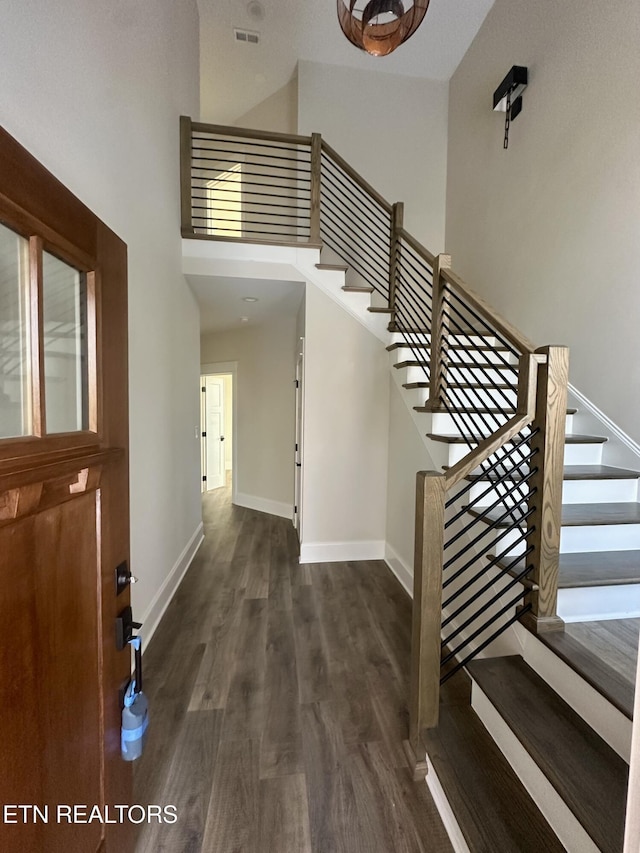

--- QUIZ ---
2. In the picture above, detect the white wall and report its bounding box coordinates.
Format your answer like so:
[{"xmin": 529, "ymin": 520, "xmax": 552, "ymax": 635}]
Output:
[
  {"xmin": 201, "ymin": 317, "xmax": 297, "ymax": 516},
  {"xmin": 301, "ymin": 280, "xmax": 389, "ymax": 561},
  {"xmin": 385, "ymin": 378, "xmax": 438, "ymax": 590},
  {"xmin": 235, "ymin": 76, "xmax": 298, "ymax": 135},
  {"xmin": 297, "ymin": 60, "xmax": 449, "ymax": 252},
  {"xmin": 446, "ymin": 0, "xmax": 640, "ymax": 443},
  {"xmin": 0, "ymin": 0, "xmax": 203, "ymax": 639}
]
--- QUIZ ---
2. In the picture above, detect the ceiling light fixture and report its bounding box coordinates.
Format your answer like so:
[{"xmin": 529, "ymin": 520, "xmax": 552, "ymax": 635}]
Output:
[
  {"xmin": 240, "ymin": 316, "xmax": 249, "ymax": 323},
  {"xmin": 337, "ymin": 0, "xmax": 431, "ymax": 57},
  {"xmin": 242, "ymin": 296, "xmax": 259, "ymax": 303}
]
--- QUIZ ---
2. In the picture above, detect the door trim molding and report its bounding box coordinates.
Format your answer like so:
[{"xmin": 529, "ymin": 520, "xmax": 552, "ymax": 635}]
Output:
[{"xmin": 201, "ymin": 361, "xmax": 237, "ymax": 503}]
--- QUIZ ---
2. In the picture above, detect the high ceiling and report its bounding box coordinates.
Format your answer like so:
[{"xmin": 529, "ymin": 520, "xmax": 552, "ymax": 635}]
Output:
[{"xmin": 198, "ymin": 0, "xmax": 495, "ymax": 124}]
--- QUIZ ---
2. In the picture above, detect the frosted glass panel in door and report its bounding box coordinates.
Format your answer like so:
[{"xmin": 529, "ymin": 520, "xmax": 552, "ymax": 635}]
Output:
[
  {"xmin": 0, "ymin": 223, "xmax": 30, "ymax": 438},
  {"xmin": 43, "ymin": 251, "xmax": 89, "ymax": 433}
]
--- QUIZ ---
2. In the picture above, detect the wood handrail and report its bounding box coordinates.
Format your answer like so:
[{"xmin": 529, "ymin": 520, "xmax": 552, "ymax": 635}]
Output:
[
  {"xmin": 320, "ymin": 140, "xmax": 394, "ymax": 214},
  {"xmin": 441, "ymin": 267, "xmax": 536, "ymax": 355},
  {"xmin": 190, "ymin": 119, "xmax": 313, "ymax": 148},
  {"xmin": 397, "ymin": 226, "xmax": 436, "ymax": 268}
]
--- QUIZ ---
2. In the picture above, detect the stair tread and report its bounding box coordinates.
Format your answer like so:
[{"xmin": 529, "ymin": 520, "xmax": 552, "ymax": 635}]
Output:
[
  {"xmin": 469, "ymin": 501, "xmax": 640, "ymax": 527},
  {"xmin": 463, "ymin": 464, "xmax": 640, "ymax": 483},
  {"xmin": 493, "ymin": 550, "xmax": 640, "ymax": 588},
  {"xmin": 538, "ymin": 625, "xmax": 636, "ymax": 720},
  {"xmin": 367, "ymin": 306, "xmax": 394, "ymax": 313},
  {"xmin": 395, "ymin": 360, "xmax": 429, "ymax": 369},
  {"xmin": 342, "ymin": 285, "xmax": 373, "ymax": 293},
  {"xmin": 402, "ymin": 382, "xmax": 430, "ymax": 389},
  {"xmin": 423, "ymin": 683, "xmax": 566, "ymax": 853},
  {"xmin": 315, "ymin": 262, "xmax": 348, "ymax": 271},
  {"xmin": 466, "ymin": 655, "xmax": 628, "ymax": 853},
  {"xmin": 428, "ymin": 432, "xmax": 607, "ymax": 445}
]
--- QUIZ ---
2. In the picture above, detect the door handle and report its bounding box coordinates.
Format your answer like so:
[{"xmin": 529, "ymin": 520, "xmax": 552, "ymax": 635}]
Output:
[
  {"xmin": 220, "ymin": 436, "xmax": 225, "ymax": 442},
  {"xmin": 116, "ymin": 606, "xmax": 142, "ymax": 651}
]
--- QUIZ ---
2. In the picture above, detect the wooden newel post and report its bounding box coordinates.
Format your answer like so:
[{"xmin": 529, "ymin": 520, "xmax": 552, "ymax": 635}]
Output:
[
  {"xmin": 309, "ymin": 133, "xmax": 322, "ymax": 244},
  {"xmin": 389, "ymin": 201, "xmax": 404, "ymax": 311},
  {"xmin": 522, "ymin": 345, "xmax": 570, "ymax": 634},
  {"xmin": 428, "ymin": 253, "xmax": 452, "ymax": 408},
  {"xmin": 180, "ymin": 115, "xmax": 195, "ymax": 236},
  {"xmin": 404, "ymin": 470, "xmax": 446, "ymax": 780}
]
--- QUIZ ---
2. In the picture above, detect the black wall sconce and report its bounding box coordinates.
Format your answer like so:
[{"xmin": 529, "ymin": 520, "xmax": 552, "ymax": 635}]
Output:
[{"xmin": 493, "ymin": 65, "xmax": 528, "ymax": 149}]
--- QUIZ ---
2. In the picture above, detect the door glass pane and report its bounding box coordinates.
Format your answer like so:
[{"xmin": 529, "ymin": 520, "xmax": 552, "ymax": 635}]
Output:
[
  {"xmin": 43, "ymin": 251, "xmax": 88, "ymax": 433},
  {"xmin": 0, "ymin": 223, "xmax": 30, "ymax": 438}
]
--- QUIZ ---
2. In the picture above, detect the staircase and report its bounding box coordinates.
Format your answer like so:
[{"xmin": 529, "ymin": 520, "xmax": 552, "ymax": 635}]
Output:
[{"xmin": 178, "ymin": 117, "xmax": 638, "ymax": 851}]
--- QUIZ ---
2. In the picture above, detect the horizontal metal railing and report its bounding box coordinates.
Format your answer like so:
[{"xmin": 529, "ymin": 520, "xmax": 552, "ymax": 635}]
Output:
[{"xmin": 182, "ymin": 119, "xmax": 315, "ymax": 245}]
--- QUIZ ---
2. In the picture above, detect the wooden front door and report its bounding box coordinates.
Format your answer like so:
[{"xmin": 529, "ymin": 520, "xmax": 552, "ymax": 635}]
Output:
[{"xmin": 0, "ymin": 128, "xmax": 132, "ymax": 852}]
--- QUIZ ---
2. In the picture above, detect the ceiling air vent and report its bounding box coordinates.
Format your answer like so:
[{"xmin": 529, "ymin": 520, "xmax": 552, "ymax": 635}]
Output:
[{"xmin": 234, "ymin": 28, "xmax": 260, "ymax": 44}]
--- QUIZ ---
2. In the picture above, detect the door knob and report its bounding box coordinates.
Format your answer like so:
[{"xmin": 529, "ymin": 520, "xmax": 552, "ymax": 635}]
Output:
[{"xmin": 220, "ymin": 436, "xmax": 225, "ymax": 442}]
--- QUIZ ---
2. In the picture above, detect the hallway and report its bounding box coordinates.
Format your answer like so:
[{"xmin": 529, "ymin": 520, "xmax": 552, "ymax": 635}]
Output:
[{"xmin": 134, "ymin": 486, "xmax": 453, "ymax": 852}]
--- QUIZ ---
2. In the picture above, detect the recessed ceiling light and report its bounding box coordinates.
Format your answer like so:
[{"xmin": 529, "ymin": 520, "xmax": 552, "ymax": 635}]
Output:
[
  {"xmin": 242, "ymin": 296, "xmax": 259, "ymax": 303},
  {"xmin": 240, "ymin": 316, "xmax": 249, "ymax": 323}
]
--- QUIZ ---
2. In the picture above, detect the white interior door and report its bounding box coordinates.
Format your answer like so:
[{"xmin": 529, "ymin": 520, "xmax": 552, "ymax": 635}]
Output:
[{"xmin": 204, "ymin": 375, "xmax": 226, "ymax": 490}]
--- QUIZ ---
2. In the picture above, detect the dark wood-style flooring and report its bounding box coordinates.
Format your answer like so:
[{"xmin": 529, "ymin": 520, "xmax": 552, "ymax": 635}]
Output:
[{"xmin": 134, "ymin": 485, "xmax": 453, "ymax": 852}]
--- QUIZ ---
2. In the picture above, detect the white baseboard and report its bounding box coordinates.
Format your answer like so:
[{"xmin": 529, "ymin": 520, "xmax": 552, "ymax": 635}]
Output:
[
  {"xmin": 299, "ymin": 539, "xmax": 385, "ymax": 564},
  {"xmin": 234, "ymin": 491, "xmax": 292, "ymax": 519},
  {"xmin": 570, "ymin": 382, "xmax": 640, "ymax": 462},
  {"xmin": 384, "ymin": 542, "xmax": 413, "ymax": 597},
  {"xmin": 425, "ymin": 754, "xmax": 471, "ymax": 853},
  {"xmin": 139, "ymin": 522, "xmax": 204, "ymax": 647}
]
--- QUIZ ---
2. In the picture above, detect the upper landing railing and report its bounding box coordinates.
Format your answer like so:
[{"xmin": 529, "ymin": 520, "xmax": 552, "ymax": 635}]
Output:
[{"xmin": 180, "ymin": 116, "xmax": 569, "ymax": 773}]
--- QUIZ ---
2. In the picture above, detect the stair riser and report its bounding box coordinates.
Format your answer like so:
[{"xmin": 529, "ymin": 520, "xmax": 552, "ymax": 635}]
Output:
[
  {"xmin": 558, "ymin": 583, "xmax": 640, "ymax": 621},
  {"xmin": 431, "ymin": 412, "xmax": 574, "ymax": 435},
  {"xmin": 447, "ymin": 518, "xmax": 640, "ymax": 558},
  {"xmin": 400, "ymin": 365, "xmax": 431, "ymax": 385},
  {"xmin": 316, "ymin": 269, "xmax": 347, "ymax": 288},
  {"xmin": 561, "ymin": 523, "xmax": 640, "ymax": 553},
  {"xmin": 446, "ymin": 441, "xmax": 603, "ymax": 467},
  {"xmin": 443, "ymin": 365, "xmax": 518, "ymax": 385},
  {"xmin": 390, "ymin": 347, "xmax": 517, "ymax": 367},
  {"xmin": 442, "ymin": 387, "xmax": 519, "ymax": 409},
  {"xmin": 389, "ymin": 332, "xmax": 498, "ymax": 347},
  {"xmin": 470, "ymin": 477, "xmax": 638, "ymax": 508},
  {"xmin": 402, "ymin": 387, "xmax": 429, "ymax": 408},
  {"xmin": 395, "ymin": 363, "xmax": 514, "ymax": 387},
  {"xmin": 561, "ymin": 478, "xmax": 639, "ymax": 504},
  {"xmin": 468, "ymin": 482, "xmax": 533, "ymax": 509},
  {"xmin": 563, "ymin": 443, "xmax": 604, "ymax": 465}
]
